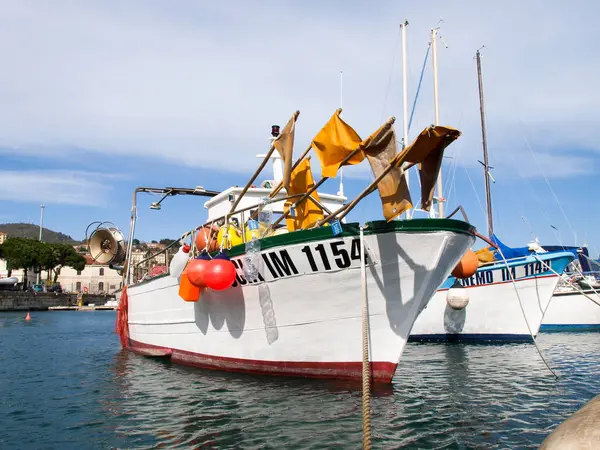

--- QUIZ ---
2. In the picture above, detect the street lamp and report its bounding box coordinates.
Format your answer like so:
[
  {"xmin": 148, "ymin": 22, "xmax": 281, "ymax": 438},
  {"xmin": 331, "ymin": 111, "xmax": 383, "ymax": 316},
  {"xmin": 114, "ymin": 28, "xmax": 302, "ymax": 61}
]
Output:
[{"xmin": 37, "ymin": 204, "xmax": 45, "ymax": 284}]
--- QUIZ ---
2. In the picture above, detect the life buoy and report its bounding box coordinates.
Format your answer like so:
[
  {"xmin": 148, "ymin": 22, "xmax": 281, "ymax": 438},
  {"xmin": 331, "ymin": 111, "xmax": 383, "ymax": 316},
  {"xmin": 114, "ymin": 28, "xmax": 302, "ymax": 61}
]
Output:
[{"xmin": 83, "ymin": 286, "xmax": 89, "ymax": 293}]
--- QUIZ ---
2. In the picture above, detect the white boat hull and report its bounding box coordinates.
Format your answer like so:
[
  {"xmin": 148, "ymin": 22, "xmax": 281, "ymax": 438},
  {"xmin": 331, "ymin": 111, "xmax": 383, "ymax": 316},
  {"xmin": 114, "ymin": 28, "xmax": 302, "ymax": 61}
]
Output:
[
  {"xmin": 541, "ymin": 289, "xmax": 600, "ymax": 331},
  {"xmin": 410, "ymin": 252, "xmax": 575, "ymax": 342},
  {"xmin": 126, "ymin": 220, "xmax": 475, "ymax": 383}
]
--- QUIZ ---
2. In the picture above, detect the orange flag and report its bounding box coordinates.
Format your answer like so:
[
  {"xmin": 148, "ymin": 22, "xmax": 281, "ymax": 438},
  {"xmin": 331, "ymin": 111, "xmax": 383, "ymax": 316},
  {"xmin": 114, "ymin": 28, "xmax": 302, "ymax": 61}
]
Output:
[
  {"xmin": 284, "ymin": 159, "xmax": 324, "ymax": 231},
  {"xmin": 311, "ymin": 109, "xmax": 363, "ymax": 178},
  {"xmin": 362, "ymin": 122, "xmax": 412, "ymax": 221},
  {"xmin": 273, "ymin": 112, "xmax": 298, "ymax": 190},
  {"xmin": 390, "ymin": 125, "xmax": 461, "ymax": 211}
]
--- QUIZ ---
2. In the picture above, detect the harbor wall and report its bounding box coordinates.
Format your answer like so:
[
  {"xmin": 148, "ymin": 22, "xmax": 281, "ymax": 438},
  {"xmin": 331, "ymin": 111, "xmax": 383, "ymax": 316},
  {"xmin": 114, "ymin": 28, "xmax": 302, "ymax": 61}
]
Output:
[{"xmin": 0, "ymin": 291, "xmax": 114, "ymax": 311}]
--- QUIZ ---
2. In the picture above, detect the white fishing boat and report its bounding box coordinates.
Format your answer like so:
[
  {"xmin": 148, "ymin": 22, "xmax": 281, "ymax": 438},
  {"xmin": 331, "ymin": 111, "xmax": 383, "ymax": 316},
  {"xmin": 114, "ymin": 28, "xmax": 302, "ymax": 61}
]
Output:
[
  {"xmin": 541, "ymin": 248, "xmax": 600, "ymax": 332},
  {"xmin": 409, "ymin": 48, "xmax": 575, "ymax": 342},
  {"xmin": 89, "ymin": 109, "xmax": 479, "ymax": 383}
]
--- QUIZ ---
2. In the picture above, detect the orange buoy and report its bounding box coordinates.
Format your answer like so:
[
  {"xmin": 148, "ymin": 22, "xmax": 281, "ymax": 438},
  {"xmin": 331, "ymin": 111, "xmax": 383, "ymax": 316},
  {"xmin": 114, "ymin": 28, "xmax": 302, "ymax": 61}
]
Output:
[
  {"xmin": 25, "ymin": 312, "xmax": 31, "ymax": 321},
  {"xmin": 451, "ymin": 249, "xmax": 479, "ymax": 279},
  {"xmin": 178, "ymin": 263, "xmax": 201, "ymax": 302},
  {"xmin": 195, "ymin": 225, "xmax": 219, "ymax": 253},
  {"xmin": 186, "ymin": 254, "xmax": 211, "ymax": 288}
]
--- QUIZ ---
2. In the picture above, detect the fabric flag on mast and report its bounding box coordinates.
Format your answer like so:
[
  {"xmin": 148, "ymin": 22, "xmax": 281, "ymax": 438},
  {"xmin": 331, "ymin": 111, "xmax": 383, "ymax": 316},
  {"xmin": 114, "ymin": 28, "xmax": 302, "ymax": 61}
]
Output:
[
  {"xmin": 284, "ymin": 158, "xmax": 324, "ymax": 231},
  {"xmin": 362, "ymin": 122, "xmax": 412, "ymax": 221},
  {"xmin": 311, "ymin": 109, "xmax": 363, "ymax": 178},
  {"xmin": 389, "ymin": 125, "xmax": 461, "ymax": 212},
  {"xmin": 273, "ymin": 113, "xmax": 298, "ymax": 190}
]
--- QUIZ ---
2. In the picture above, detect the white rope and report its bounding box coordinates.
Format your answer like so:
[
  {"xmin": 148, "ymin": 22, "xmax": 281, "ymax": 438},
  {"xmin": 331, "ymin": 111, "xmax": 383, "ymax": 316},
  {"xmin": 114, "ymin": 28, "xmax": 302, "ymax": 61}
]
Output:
[
  {"xmin": 494, "ymin": 248, "xmax": 558, "ymax": 378},
  {"xmin": 360, "ymin": 226, "xmax": 372, "ymax": 450},
  {"xmin": 532, "ymin": 255, "xmax": 600, "ymax": 308}
]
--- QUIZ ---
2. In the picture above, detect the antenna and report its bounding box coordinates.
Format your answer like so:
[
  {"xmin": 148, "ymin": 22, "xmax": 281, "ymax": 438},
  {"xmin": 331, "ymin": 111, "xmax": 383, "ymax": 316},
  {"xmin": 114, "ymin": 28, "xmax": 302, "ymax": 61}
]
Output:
[{"xmin": 338, "ymin": 70, "xmax": 344, "ymax": 197}]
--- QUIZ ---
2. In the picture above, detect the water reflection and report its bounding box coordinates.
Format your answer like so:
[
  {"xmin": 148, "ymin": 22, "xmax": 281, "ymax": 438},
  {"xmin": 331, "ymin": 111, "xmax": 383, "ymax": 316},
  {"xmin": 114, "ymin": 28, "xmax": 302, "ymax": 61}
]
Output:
[{"xmin": 2, "ymin": 311, "xmax": 600, "ymax": 449}]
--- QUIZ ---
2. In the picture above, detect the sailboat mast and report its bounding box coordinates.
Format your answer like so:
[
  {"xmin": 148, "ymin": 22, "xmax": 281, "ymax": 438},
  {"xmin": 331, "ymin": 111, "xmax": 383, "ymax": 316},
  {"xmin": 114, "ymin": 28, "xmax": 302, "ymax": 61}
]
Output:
[
  {"xmin": 431, "ymin": 27, "xmax": 443, "ymax": 218},
  {"xmin": 401, "ymin": 20, "xmax": 410, "ymax": 218},
  {"xmin": 476, "ymin": 49, "xmax": 493, "ymax": 237}
]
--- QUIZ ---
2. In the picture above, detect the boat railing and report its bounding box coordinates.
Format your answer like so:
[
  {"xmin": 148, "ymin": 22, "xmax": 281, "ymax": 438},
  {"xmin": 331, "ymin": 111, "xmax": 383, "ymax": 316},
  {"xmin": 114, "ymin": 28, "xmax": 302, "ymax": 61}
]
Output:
[
  {"xmin": 129, "ymin": 190, "xmax": 329, "ymax": 283},
  {"xmin": 176, "ymin": 191, "xmax": 327, "ymax": 247}
]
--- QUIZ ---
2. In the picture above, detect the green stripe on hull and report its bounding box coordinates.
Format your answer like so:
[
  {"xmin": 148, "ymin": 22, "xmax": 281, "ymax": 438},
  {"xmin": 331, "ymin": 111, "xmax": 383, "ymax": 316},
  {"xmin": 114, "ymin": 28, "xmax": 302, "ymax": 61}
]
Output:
[{"xmin": 225, "ymin": 218, "xmax": 475, "ymax": 258}]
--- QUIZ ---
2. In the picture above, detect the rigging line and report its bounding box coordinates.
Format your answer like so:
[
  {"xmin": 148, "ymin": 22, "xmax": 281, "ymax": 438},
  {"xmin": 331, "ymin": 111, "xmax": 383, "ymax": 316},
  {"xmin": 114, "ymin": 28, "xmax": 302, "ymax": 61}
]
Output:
[
  {"xmin": 380, "ymin": 28, "xmax": 402, "ymax": 123},
  {"xmin": 532, "ymin": 255, "xmax": 600, "ymax": 307},
  {"xmin": 501, "ymin": 131, "xmax": 556, "ymax": 243},
  {"xmin": 408, "ymin": 44, "xmax": 431, "ymax": 132},
  {"xmin": 494, "ymin": 249, "xmax": 558, "ymax": 378},
  {"xmin": 516, "ymin": 118, "xmax": 577, "ymax": 244},
  {"xmin": 462, "ymin": 164, "xmax": 487, "ymax": 219}
]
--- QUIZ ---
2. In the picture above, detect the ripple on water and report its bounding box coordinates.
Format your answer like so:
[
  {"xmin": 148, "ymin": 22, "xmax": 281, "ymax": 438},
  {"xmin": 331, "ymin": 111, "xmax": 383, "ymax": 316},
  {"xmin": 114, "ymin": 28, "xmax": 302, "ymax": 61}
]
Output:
[{"xmin": 0, "ymin": 311, "xmax": 599, "ymax": 449}]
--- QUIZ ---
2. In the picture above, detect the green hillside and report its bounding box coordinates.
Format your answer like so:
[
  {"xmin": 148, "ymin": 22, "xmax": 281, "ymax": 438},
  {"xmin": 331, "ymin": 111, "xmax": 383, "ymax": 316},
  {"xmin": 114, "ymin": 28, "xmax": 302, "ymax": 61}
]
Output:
[{"xmin": 0, "ymin": 223, "xmax": 81, "ymax": 244}]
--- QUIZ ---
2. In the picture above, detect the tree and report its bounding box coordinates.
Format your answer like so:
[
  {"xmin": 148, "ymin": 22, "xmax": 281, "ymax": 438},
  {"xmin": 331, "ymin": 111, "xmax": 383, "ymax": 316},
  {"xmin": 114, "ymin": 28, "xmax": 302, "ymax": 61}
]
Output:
[
  {"xmin": 160, "ymin": 238, "xmax": 180, "ymax": 251},
  {"xmin": 0, "ymin": 238, "xmax": 87, "ymax": 287},
  {"xmin": 49, "ymin": 243, "xmax": 87, "ymax": 282},
  {"xmin": 132, "ymin": 238, "xmax": 140, "ymax": 245},
  {"xmin": 0, "ymin": 237, "xmax": 38, "ymax": 286},
  {"xmin": 151, "ymin": 240, "xmax": 158, "ymax": 244}
]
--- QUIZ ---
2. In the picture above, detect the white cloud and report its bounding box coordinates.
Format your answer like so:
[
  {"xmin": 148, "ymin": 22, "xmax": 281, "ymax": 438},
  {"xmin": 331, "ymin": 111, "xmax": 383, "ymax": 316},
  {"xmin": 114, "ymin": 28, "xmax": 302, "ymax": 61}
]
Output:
[
  {"xmin": 0, "ymin": 170, "xmax": 117, "ymax": 206},
  {"xmin": 0, "ymin": 1, "xmax": 596, "ymax": 177}
]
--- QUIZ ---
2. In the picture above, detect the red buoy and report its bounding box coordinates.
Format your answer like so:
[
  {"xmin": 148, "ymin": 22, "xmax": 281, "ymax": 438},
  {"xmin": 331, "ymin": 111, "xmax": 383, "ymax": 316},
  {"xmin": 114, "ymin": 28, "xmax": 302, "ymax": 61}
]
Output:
[
  {"xmin": 25, "ymin": 312, "xmax": 31, "ymax": 321},
  {"xmin": 204, "ymin": 259, "xmax": 237, "ymax": 291},
  {"xmin": 451, "ymin": 249, "xmax": 479, "ymax": 279},
  {"xmin": 186, "ymin": 257, "xmax": 210, "ymax": 288}
]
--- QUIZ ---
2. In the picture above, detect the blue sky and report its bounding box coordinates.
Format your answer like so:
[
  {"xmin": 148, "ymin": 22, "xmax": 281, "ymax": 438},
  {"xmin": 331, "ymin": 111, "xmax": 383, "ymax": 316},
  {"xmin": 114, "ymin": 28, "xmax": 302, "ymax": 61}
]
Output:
[{"xmin": 0, "ymin": 1, "xmax": 598, "ymax": 255}]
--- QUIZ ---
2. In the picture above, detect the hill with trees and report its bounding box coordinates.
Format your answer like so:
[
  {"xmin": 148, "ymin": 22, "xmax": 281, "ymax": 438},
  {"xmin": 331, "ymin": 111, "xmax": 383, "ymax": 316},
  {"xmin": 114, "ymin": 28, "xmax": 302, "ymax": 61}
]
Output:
[{"xmin": 0, "ymin": 223, "xmax": 81, "ymax": 244}]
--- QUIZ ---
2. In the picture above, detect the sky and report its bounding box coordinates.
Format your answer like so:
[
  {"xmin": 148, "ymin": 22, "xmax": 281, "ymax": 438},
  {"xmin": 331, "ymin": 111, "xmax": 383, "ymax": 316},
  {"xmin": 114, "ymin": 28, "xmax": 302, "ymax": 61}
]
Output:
[{"xmin": 0, "ymin": 0, "xmax": 598, "ymax": 255}]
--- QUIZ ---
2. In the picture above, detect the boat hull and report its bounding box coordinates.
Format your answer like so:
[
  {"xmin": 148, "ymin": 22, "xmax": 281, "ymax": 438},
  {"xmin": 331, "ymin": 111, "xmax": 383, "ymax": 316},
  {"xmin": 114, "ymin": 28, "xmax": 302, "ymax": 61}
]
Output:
[
  {"xmin": 126, "ymin": 220, "xmax": 475, "ymax": 383},
  {"xmin": 409, "ymin": 252, "xmax": 575, "ymax": 342},
  {"xmin": 541, "ymin": 289, "xmax": 600, "ymax": 332}
]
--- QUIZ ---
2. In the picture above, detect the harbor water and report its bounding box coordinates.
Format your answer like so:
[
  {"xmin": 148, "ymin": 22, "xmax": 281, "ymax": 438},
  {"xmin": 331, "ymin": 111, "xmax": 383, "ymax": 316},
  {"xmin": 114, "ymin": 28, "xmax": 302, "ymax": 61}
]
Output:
[{"xmin": 1, "ymin": 311, "xmax": 599, "ymax": 449}]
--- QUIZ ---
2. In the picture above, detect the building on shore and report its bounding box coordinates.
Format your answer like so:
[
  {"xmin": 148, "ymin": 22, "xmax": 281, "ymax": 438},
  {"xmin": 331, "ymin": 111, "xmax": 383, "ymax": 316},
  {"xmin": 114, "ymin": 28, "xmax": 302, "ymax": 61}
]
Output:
[
  {"xmin": 0, "ymin": 231, "xmax": 7, "ymax": 245},
  {"xmin": 57, "ymin": 255, "xmax": 123, "ymax": 294}
]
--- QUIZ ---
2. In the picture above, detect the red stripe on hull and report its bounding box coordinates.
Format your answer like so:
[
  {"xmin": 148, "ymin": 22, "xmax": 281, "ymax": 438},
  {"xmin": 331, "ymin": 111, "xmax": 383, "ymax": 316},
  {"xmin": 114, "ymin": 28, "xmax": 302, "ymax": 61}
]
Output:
[{"xmin": 128, "ymin": 339, "xmax": 397, "ymax": 384}]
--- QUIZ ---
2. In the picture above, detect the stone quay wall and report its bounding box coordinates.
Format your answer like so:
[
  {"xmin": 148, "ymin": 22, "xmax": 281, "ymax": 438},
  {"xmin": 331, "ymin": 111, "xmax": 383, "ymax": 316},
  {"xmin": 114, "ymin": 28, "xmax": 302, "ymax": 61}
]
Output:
[{"xmin": 0, "ymin": 291, "xmax": 114, "ymax": 311}]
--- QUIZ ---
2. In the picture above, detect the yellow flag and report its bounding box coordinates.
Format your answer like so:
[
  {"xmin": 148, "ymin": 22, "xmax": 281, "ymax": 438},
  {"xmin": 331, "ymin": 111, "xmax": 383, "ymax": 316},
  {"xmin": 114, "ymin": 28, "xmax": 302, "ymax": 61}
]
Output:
[
  {"xmin": 273, "ymin": 112, "xmax": 298, "ymax": 190},
  {"xmin": 390, "ymin": 125, "xmax": 461, "ymax": 211},
  {"xmin": 284, "ymin": 159, "xmax": 324, "ymax": 231},
  {"xmin": 362, "ymin": 123, "xmax": 412, "ymax": 221},
  {"xmin": 311, "ymin": 109, "xmax": 363, "ymax": 178}
]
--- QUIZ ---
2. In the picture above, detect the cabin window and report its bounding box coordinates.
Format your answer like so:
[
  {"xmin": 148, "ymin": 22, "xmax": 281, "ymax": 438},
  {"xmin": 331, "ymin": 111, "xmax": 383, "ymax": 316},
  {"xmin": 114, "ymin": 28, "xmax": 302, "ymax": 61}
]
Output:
[
  {"xmin": 99, "ymin": 268, "xmax": 104, "ymax": 276},
  {"xmin": 98, "ymin": 282, "xmax": 104, "ymax": 292}
]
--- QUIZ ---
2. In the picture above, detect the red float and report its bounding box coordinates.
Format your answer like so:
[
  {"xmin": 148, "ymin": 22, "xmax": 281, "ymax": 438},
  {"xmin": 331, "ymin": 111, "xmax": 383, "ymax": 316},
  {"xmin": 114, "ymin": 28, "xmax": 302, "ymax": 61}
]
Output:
[
  {"xmin": 186, "ymin": 256, "xmax": 210, "ymax": 288},
  {"xmin": 204, "ymin": 258, "xmax": 237, "ymax": 291}
]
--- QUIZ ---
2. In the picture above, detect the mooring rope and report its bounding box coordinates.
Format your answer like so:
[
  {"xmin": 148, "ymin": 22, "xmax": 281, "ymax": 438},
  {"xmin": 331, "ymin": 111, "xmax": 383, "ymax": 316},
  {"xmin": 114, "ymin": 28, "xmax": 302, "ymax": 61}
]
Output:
[
  {"xmin": 360, "ymin": 226, "xmax": 372, "ymax": 450},
  {"xmin": 532, "ymin": 255, "xmax": 600, "ymax": 308},
  {"xmin": 495, "ymin": 249, "xmax": 558, "ymax": 378}
]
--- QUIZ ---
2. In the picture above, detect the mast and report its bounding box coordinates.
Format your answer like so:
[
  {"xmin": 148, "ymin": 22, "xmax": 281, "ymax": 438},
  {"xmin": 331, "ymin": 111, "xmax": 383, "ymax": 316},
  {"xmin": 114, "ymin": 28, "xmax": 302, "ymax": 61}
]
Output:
[
  {"xmin": 431, "ymin": 27, "xmax": 443, "ymax": 218},
  {"xmin": 476, "ymin": 49, "xmax": 493, "ymax": 237},
  {"xmin": 400, "ymin": 20, "xmax": 410, "ymax": 218}
]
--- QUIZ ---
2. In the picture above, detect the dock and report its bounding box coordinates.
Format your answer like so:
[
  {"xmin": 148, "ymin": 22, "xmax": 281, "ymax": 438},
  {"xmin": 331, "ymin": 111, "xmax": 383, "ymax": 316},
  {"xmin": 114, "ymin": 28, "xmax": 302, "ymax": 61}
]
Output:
[{"xmin": 48, "ymin": 305, "xmax": 117, "ymax": 311}]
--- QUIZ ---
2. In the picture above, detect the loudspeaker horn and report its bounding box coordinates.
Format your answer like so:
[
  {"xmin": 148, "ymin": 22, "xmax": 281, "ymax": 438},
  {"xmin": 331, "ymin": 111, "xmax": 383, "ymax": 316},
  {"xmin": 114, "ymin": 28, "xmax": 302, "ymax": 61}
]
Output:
[{"xmin": 87, "ymin": 224, "xmax": 126, "ymax": 265}]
